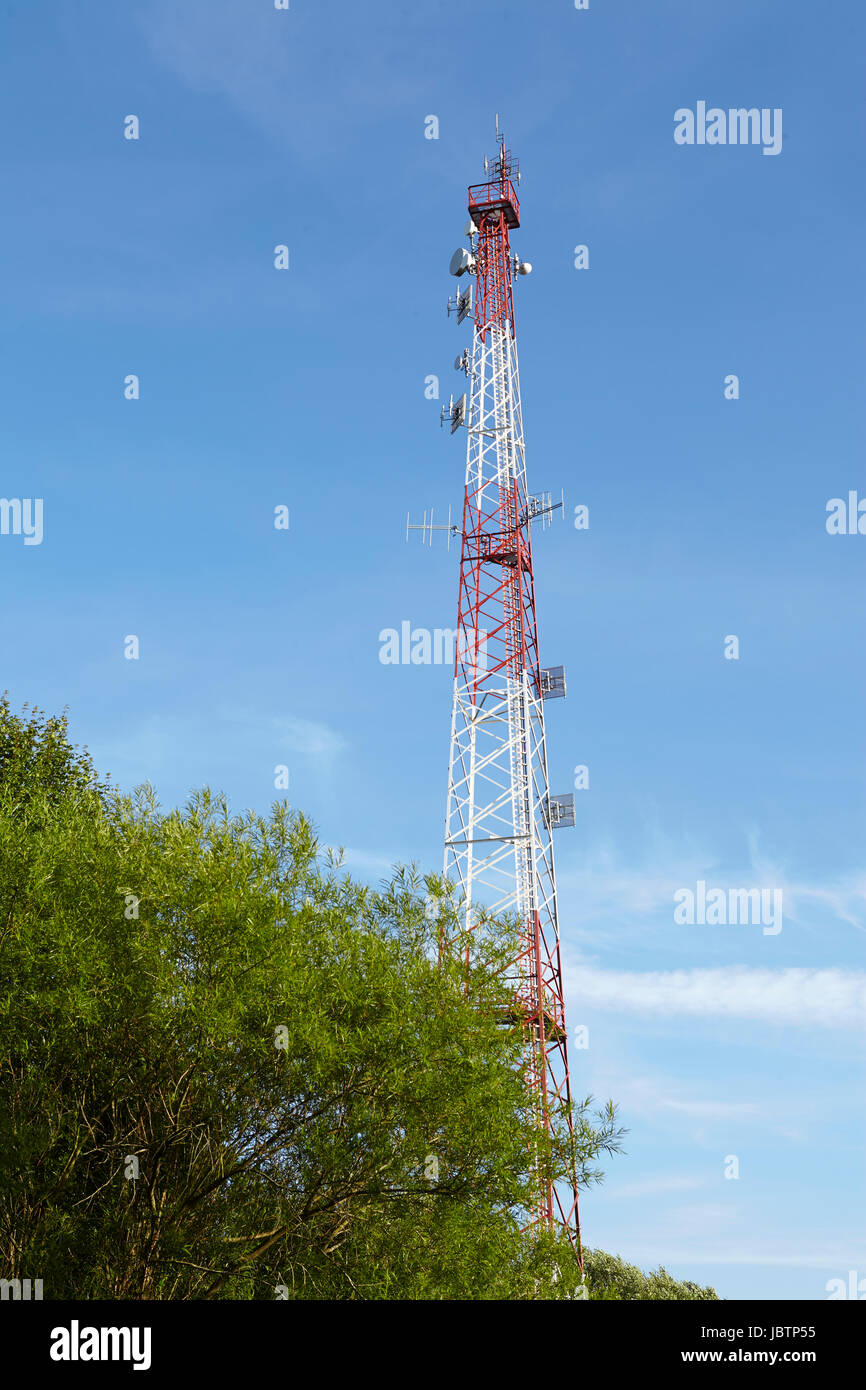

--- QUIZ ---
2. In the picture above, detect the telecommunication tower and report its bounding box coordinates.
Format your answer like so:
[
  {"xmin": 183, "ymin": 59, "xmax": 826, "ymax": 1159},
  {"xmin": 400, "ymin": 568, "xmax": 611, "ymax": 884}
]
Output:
[{"xmin": 435, "ymin": 123, "xmax": 583, "ymax": 1257}]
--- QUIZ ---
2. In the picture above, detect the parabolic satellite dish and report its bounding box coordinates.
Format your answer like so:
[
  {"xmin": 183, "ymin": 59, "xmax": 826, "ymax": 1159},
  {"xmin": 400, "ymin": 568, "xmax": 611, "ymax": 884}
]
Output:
[{"xmin": 449, "ymin": 247, "xmax": 476, "ymax": 277}]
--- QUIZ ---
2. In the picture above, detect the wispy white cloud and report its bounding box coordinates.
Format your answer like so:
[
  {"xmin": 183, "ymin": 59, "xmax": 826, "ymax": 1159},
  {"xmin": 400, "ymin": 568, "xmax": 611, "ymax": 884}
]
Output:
[
  {"xmin": 559, "ymin": 829, "xmax": 710, "ymax": 925},
  {"xmin": 141, "ymin": 0, "xmax": 292, "ymax": 114},
  {"xmin": 665, "ymin": 1202, "xmax": 744, "ymax": 1237},
  {"xmin": 567, "ymin": 963, "xmax": 866, "ymax": 1031},
  {"xmin": 585, "ymin": 1070, "xmax": 761, "ymax": 1127},
  {"xmin": 559, "ymin": 827, "xmax": 866, "ymax": 938},
  {"xmin": 138, "ymin": 0, "xmax": 424, "ymax": 153},
  {"xmin": 92, "ymin": 707, "xmax": 347, "ymax": 790},
  {"xmin": 607, "ymin": 1173, "xmax": 708, "ymax": 1200},
  {"xmin": 340, "ymin": 847, "xmax": 403, "ymax": 876},
  {"xmin": 662, "ymin": 1095, "xmax": 761, "ymax": 1118},
  {"xmin": 743, "ymin": 828, "xmax": 866, "ymax": 931},
  {"xmin": 232, "ymin": 712, "xmax": 347, "ymax": 766},
  {"xmin": 607, "ymin": 1246, "xmax": 866, "ymax": 1271}
]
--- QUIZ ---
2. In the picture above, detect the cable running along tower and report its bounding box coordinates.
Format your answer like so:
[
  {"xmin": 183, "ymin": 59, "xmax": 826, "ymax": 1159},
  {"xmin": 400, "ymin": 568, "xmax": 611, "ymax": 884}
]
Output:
[{"xmin": 439, "ymin": 126, "xmax": 582, "ymax": 1255}]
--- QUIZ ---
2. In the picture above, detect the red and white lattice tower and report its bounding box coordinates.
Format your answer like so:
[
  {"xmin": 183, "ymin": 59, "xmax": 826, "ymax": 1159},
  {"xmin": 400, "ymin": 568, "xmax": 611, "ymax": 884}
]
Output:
[{"xmin": 441, "ymin": 128, "xmax": 582, "ymax": 1257}]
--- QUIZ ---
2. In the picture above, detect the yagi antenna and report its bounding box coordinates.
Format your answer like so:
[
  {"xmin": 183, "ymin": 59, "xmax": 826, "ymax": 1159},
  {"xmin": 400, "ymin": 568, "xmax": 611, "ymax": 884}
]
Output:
[
  {"xmin": 523, "ymin": 488, "xmax": 565, "ymax": 530},
  {"xmin": 405, "ymin": 505, "xmax": 459, "ymax": 550}
]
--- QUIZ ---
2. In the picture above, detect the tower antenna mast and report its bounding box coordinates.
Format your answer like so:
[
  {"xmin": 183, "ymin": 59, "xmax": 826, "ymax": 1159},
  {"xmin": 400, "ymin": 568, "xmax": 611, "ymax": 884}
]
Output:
[{"xmin": 440, "ymin": 124, "xmax": 582, "ymax": 1258}]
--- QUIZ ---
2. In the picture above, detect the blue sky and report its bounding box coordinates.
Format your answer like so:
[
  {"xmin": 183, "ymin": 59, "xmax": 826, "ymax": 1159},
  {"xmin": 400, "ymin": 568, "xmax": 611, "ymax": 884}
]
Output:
[{"xmin": 1, "ymin": 0, "xmax": 864, "ymax": 1300}]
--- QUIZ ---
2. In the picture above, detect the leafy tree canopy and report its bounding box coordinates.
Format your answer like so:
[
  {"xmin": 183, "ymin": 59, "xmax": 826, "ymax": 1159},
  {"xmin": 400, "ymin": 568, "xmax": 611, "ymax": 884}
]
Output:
[{"xmin": 0, "ymin": 698, "xmax": 716, "ymax": 1301}]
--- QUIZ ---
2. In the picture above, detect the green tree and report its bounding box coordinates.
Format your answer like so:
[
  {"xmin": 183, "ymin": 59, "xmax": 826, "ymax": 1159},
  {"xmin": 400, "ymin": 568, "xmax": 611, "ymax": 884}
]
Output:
[
  {"xmin": 583, "ymin": 1249, "xmax": 719, "ymax": 1301},
  {"xmin": 0, "ymin": 699, "xmax": 624, "ymax": 1299}
]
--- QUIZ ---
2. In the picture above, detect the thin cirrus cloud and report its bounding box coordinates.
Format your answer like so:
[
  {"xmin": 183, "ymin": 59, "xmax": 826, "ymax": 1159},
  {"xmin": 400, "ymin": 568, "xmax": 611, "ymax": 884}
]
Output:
[
  {"xmin": 229, "ymin": 711, "xmax": 348, "ymax": 764},
  {"xmin": 91, "ymin": 708, "xmax": 347, "ymax": 791},
  {"xmin": 138, "ymin": 0, "xmax": 424, "ymax": 151},
  {"xmin": 605, "ymin": 1173, "xmax": 708, "ymax": 1200},
  {"xmin": 340, "ymin": 848, "xmax": 404, "ymax": 876},
  {"xmin": 568, "ymin": 964, "xmax": 866, "ymax": 1031},
  {"xmin": 587, "ymin": 1071, "xmax": 761, "ymax": 1125},
  {"xmin": 614, "ymin": 1245, "xmax": 866, "ymax": 1271},
  {"xmin": 559, "ymin": 835, "xmax": 866, "ymax": 936}
]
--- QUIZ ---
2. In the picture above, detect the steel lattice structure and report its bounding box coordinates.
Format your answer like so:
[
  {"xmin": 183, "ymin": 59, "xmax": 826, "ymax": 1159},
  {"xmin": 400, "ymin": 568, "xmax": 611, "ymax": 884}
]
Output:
[{"xmin": 441, "ymin": 132, "xmax": 582, "ymax": 1257}]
